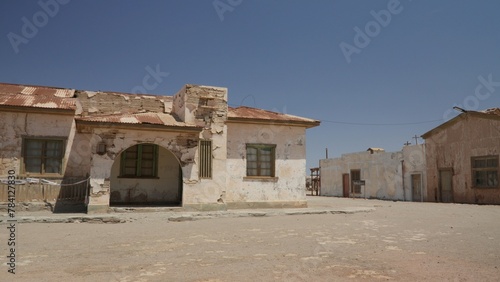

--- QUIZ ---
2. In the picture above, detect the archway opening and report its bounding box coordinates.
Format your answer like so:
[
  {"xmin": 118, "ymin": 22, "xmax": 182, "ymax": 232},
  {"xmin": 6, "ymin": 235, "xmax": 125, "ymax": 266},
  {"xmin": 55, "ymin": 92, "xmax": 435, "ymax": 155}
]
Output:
[{"xmin": 109, "ymin": 143, "xmax": 183, "ymax": 206}]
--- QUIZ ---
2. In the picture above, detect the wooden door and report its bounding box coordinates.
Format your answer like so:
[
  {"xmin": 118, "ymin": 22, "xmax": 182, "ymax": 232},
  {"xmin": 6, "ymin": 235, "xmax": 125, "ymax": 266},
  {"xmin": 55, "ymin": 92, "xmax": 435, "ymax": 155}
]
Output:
[
  {"xmin": 439, "ymin": 169, "xmax": 453, "ymax": 203},
  {"xmin": 342, "ymin": 173, "xmax": 350, "ymax": 197},
  {"xmin": 411, "ymin": 174, "xmax": 422, "ymax": 202}
]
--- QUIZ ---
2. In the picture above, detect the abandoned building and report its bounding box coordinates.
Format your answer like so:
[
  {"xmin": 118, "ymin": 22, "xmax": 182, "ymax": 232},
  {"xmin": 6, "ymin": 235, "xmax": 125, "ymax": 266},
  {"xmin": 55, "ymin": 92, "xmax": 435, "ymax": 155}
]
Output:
[
  {"xmin": 320, "ymin": 145, "xmax": 426, "ymax": 201},
  {"xmin": 0, "ymin": 82, "xmax": 319, "ymax": 213},
  {"xmin": 422, "ymin": 108, "xmax": 500, "ymax": 204},
  {"xmin": 320, "ymin": 107, "xmax": 499, "ymax": 205}
]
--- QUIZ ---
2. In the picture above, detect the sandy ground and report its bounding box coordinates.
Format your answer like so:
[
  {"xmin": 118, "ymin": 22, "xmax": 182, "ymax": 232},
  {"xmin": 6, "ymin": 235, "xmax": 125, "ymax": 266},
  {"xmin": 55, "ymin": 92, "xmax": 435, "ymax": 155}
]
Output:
[{"xmin": 1, "ymin": 197, "xmax": 500, "ymax": 281}]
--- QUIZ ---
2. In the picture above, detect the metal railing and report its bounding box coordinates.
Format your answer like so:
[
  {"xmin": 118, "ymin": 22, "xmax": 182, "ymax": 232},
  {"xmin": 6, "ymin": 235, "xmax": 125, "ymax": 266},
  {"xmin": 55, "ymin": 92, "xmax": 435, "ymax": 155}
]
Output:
[{"xmin": 0, "ymin": 176, "xmax": 89, "ymax": 203}]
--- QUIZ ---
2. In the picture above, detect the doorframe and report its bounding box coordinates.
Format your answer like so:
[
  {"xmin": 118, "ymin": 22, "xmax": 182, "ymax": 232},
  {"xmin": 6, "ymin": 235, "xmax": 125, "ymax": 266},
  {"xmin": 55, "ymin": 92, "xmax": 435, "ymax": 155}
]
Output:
[
  {"xmin": 438, "ymin": 168, "xmax": 454, "ymax": 203},
  {"xmin": 410, "ymin": 173, "xmax": 423, "ymax": 202},
  {"xmin": 342, "ymin": 173, "xmax": 350, "ymax": 198}
]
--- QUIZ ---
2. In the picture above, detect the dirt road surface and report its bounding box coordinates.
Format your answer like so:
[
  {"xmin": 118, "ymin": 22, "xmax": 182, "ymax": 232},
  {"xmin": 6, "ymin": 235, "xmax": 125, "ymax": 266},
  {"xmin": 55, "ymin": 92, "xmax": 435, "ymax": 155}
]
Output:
[{"xmin": 1, "ymin": 197, "xmax": 499, "ymax": 281}]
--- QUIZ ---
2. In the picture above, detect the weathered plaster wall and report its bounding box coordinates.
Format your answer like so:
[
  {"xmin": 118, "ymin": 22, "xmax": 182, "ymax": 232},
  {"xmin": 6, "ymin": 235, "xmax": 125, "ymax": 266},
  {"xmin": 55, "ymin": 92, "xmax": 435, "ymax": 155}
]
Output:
[
  {"xmin": 425, "ymin": 115, "xmax": 500, "ymax": 204},
  {"xmin": 0, "ymin": 111, "xmax": 79, "ymax": 178},
  {"xmin": 173, "ymin": 84, "xmax": 227, "ymax": 127},
  {"xmin": 64, "ymin": 132, "xmax": 92, "ymax": 177},
  {"xmin": 75, "ymin": 91, "xmax": 170, "ymax": 116},
  {"xmin": 226, "ymin": 123, "xmax": 307, "ymax": 208},
  {"xmin": 173, "ymin": 85, "xmax": 229, "ymax": 211},
  {"xmin": 109, "ymin": 146, "xmax": 181, "ymax": 204},
  {"xmin": 320, "ymin": 150, "xmax": 404, "ymax": 200}
]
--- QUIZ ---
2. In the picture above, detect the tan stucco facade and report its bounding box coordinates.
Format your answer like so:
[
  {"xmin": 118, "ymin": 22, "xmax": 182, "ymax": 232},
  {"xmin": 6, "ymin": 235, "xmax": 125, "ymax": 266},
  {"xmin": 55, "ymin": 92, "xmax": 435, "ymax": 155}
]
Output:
[{"xmin": 423, "ymin": 112, "xmax": 500, "ymax": 204}]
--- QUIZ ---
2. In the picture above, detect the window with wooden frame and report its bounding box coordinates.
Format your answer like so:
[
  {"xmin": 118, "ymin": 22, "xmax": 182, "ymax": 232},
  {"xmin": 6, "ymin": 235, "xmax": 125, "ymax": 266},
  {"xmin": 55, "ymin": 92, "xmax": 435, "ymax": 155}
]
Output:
[
  {"xmin": 120, "ymin": 144, "xmax": 158, "ymax": 178},
  {"xmin": 472, "ymin": 156, "xmax": 499, "ymax": 188},
  {"xmin": 246, "ymin": 144, "xmax": 276, "ymax": 177},
  {"xmin": 199, "ymin": 140, "xmax": 212, "ymax": 179},
  {"xmin": 23, "ymin": 138, "xmax": 65, "ymax": 175}
]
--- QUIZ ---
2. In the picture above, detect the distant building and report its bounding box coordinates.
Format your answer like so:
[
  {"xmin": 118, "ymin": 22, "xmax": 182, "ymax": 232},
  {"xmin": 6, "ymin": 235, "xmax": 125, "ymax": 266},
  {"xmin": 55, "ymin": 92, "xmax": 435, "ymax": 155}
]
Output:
[
  {"xmin": 0, "ymin": 83, "xmax": 319, "ymax": 212},
  {"xmin": 320, "ymin": 145, "xmax": 426, "ymax": 201},
  {"xmin": 422, "ymin": 109, "xmax": 500, "ymax": 204}
]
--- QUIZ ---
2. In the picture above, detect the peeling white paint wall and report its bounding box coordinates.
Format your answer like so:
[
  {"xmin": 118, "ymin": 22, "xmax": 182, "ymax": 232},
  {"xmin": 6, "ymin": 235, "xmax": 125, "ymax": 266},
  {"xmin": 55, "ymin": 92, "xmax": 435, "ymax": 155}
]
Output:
[
  {"xmin": 0, "ymin": 111, "xmax": 78, "ymax": 177},
  {"xmin": 226, "ymin": 123, "xmax": 308, "ymax": 207}
]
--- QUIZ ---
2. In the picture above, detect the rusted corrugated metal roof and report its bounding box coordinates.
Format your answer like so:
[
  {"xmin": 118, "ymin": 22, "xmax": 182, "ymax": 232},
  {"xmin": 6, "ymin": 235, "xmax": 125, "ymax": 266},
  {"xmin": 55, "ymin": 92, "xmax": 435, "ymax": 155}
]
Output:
[
  {"xmin": 228, "ymin": 106, "xmax": 320, "ymax": 127},
  {"xmin": 0, "ymin": 83, "xmax": 75, "ymax": 110},
  {"xmin": 76, "ymin": 112, "xmax": 199, "ymax": 128},
  {"xmin": 0, "ymin": 83, "xmax": 75, "ymax": 97},
  {"xmin": 0, "ymin": 94, "xmax": 74, "ymax": 110}
]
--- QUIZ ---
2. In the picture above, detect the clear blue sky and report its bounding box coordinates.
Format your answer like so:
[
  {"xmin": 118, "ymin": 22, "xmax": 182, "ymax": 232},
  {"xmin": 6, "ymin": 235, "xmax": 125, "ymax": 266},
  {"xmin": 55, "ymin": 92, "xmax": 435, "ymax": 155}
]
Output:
[{"xmin": 1, "ymin": 0, "xmax": 500, "ymax": 171}]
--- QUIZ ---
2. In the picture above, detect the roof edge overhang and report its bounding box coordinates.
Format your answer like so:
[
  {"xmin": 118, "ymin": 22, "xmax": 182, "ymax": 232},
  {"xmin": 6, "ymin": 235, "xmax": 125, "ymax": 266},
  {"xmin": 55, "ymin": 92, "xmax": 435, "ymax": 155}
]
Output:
[
  {"xmin": 227, "ymin": 117, "xmax": 321, "ymax": 129},
  {"xmin": 75, "ymin": 119, "xmax": 203, "ymax": 133},
  {"xmin": 0, "ymin": 105, "xmax": 75, "ymax": 115},
  {"xmin": 422, "ymin": 111, "xmax": 500, "ymax": 139}
]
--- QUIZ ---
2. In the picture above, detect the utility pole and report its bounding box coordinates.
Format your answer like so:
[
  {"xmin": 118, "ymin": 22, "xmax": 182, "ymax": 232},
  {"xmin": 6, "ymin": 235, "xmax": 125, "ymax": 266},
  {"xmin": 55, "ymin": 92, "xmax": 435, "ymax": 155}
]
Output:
[
  {"xmin": 404, "ymin": 141, "xmax": 411, "ymax": 146},
  {"xmin": 325, "ymin": 148, "xmax": 328, "ymax": 159},
  {"xmin": 413, "ymin": 135, "xmax": 420, "ymax": 145}
]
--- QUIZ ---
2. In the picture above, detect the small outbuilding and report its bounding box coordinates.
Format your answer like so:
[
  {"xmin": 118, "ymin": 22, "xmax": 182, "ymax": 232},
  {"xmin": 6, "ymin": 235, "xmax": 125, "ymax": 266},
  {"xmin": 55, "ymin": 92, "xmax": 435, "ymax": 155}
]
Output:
[{"xmin": 320, "ymin": 145, "xmax": 426, "ymax": 201}]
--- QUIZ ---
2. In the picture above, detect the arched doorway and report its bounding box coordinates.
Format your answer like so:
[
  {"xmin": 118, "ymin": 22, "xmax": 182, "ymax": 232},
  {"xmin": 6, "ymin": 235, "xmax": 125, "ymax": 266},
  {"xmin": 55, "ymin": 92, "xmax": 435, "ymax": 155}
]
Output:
[{"xmin": 109, "ymin": 143, "xmax": 183, "ymax": 206}]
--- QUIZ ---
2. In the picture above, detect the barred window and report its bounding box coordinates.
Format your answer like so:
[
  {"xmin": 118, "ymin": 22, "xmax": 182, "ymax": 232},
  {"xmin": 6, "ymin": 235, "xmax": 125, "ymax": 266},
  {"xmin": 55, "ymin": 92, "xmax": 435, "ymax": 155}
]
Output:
[
  {"xmin": 23, "ymin": 138, "xmax": 64, "ymax": 174},
  {"xmin": 199, "ymin": 140, "xmax": 212, "ymax": 179},
  {"xmin": 246, "ymin": 144, "xmax": 276, "ymax": 177},
  {"xmin": 120, "ymin": 144, "xmax": 158, "ymax": 178},
  {"xmin": 472, "ymin": 156, "xmax": 499, "ymax": 188}
]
